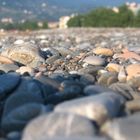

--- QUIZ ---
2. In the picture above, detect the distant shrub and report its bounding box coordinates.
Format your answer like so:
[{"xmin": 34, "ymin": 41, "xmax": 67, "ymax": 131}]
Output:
[
  {"xmin": 0, "ymin": 21, "xmax": 48, "ymax": 30},
  {"xmin": 68, "ymin": 5, "xmax": 139, "ymax": 27}
]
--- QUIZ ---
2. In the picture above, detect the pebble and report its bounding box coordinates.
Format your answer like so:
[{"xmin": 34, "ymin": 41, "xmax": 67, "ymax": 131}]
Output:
[
  {"xmin": 55, "ymin": 92, "xmax": 124, "ymax": 125},
  {"xmin": 22, "ymin": 112, "xmax": 97, "ymax": 140},
  {"xmin": 0, "ymin": 29, "xmax": 139, "ymax": 139},
  {"xmin": 0, "ymin": 72, "xmax": 21, "ymax": 100},
  {"xmin": 83, "ymin": 56, "xmax": 105, "ymax": 66},
  {"xmin": 93, "ymin": 47, "xmax": 113, "ymax": 56},
  {"xmin": 102, "ymin": 112, "xmax": 140, "ymax": 140}
]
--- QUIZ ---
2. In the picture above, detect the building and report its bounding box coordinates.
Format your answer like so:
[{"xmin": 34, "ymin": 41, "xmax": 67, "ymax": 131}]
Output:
[
  {"xmin": 59, "ymin": 16, "xmax": 71, "ymax": 29},
  {"xmin": 48, "ymin": 22, "xmax": 59, "ymax": 29}
]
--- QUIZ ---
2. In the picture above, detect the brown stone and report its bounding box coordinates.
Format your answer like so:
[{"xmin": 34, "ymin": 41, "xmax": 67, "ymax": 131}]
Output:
[
  {"xmin": 106, "ymin": 63, "xmax": 121, "ymax": 73},
  {"xmin": 93, "ymin": 47, "xmax": 113, "ymax": 56}
]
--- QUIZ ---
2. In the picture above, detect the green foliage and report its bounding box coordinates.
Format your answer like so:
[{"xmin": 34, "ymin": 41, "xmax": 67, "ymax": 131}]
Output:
[
  {"xmin": 0, "ymin": 21, "xmax": 48, "ymax": 30},
  {"xmin": 68, "ymin": 5, "xmax": 140, "ymax": 27}
]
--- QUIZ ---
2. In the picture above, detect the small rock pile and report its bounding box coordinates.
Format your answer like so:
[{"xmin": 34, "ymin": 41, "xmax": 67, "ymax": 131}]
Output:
[{"xmin": 0, "ymin": 28, "xmax": 139, "ymax": 140}]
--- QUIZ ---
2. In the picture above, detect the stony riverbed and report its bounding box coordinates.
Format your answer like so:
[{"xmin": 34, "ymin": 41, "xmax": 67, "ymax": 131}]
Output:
[{"xmin": 0, "ymin": 28, "xmax": 139, "ymax": 140}]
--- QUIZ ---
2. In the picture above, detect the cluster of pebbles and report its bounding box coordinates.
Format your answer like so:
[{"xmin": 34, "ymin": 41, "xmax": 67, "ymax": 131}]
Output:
[{"xmin": 0, "ymin": 28, "xmax": 139, "ymax": 140}]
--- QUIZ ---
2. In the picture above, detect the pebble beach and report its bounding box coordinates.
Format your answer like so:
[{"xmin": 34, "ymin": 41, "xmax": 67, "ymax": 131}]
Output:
[{"xmin": 0, "ymin": 28, "xmax": 139, "ymax": 140}]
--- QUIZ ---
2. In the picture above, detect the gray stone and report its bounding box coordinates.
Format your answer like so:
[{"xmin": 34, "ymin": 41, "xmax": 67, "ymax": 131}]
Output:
[
  {"xmin": 84, "ymin": 85, "xmax": 113, "ymax": 96},
  {"xmin": 102, "ymin": 112, "xmax": 140, "ymax": 140},
  {"xmin": 55, "ymin": 92, "xmax": 124, "ymax": 125},
  {"xmin": 109, "ymin": 83, "xmax": 135, "ymax": 100},
  {"xmin": 1, "ymin": 42, "xmax": 45, "ymax": 68},
  {"xmin": 1, "ymin": 103, "xmax": 46, "ymax": 133},
  {"xmin": 0, "ymin": 64, "xmax": 19, "ymax": 73},
  {"xmin": 79, "ymin": 74, "xmax": 95, "ymax": 85},
  {"xmin": 22, "ymin": 112, "xmax": 97, "ymax": 140},
  {"xmin": 3, "ymin": 91, "xmax": 44, "ymax": 117},
  {"xmin": 0, "ymin": 73, "xmax": 21, "ymax": 100},
  {"xmin": 7, "ymin": 131, "xmax": 21, "ymax": 140},
  {"xmin": 83, "ymin": 56, "xmax": 105, "ymax": 66}
]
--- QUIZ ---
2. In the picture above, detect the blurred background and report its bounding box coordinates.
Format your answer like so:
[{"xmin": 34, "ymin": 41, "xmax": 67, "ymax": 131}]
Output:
[{"xmin": 0, "ymin": 0, "xmax": 140, "ymax": 30}]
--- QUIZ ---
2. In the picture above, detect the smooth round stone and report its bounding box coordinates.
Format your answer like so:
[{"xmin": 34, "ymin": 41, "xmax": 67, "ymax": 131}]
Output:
[
  {"xmin": 98, "ymin": 72, "xmax": 117, "ymax": 86},
  {"xmin": 106, "ymin": 63, "xmax": 121, "ymax": 73},
  {"xmin": 55, "ymin": 92, "xmax": 124, "ymax": 125},
  {"xmin": 93, "ymin": 47, "xmax": 113, "ymax": 56},
  {"xmin": 109, "ymin": 83, "xmax": 134, "ymax": 100},
  {"xmin": 102, "ymin": 112, "xmax": 140, "ymax": 140},
  {"xmin": 0, "ymin": 73, "xmax": 21, "ymax": 100},
  {"xmin": 22, "ymin": 112, "xmax": 97, "ymax": 140},
  {"xmin": 84, "ymin": 85, "xmax": 113, "ymax": 96},
  {"xmin": 125, "ymin": 99, "xmax": 140, "ymax": 112},
  {"xmin": 3, "ymin": 89, "xmax": 44, "ymax": 117},
  {"xmin": 83, "ymin": 56, "xmax": 105, "ymax": 66},
  {"xmin": 126, "ymin": 64, "xmax": 140, "ymax": 80},
  {"xmin": 1, "ymin": 103, "xmax": 46, "ymax": 133}
]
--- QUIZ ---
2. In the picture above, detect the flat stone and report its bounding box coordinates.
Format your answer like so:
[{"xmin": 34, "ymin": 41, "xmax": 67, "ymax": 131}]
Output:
[
  {"xmin": 0, "ymin": 73, "xmax": 21, "ymax": 100},
  {"xmin": 0, "ymin": 64, "xmax": 19, "ymax": 73},
  {"xmin": 102, "ymin": 112, "xmax": 140, "ymax": 140},
  {"xmin": 106, "ymin": 63, "xmax": 121, "ymax": 73},
  {"xmin": 22, "ymin": 112, "xmax": 97, "ymax": 140},
  {"xmin": 55, "ymin": 92, "xmax": 124, "ymax": 125},
  {"xmin": 83, "ymin": 56, "xmax": 105, "ymax": 66},
  {"xmin": 1, "ymin": 103, "xmax": 46, "ymax": 133},
  {"xmin": 126, "ymin": 64, "xmax": 140, "ymax": 80},
  {"xmin": 93, "ymin": 47, "xmax": 113, "ymax": 56},
  {"xmin": 1, "ymin": 42, "xmax": 45, "ymax": 68}
]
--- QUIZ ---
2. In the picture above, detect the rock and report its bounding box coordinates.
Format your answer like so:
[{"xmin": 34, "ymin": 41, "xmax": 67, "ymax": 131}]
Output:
[
  {"xmin": 109, "ymin": 83, "xmax": 135, "ymax": 100},
  {"xmin": 118, "ymin": 66, "xmax": 127, "ymax": 83},
  {"xmin": 1, "ymin": 42, "xmax": 45, "ymax": 68},
  {"xmin": 102, "ymin": 112, "xmax": 140, "ymax": 140},
  {"xmin": 98, "ymin": 72, "xmax": 117, "ymax": 86},
  {"xmin": 125, "ymin": 99, "xmax": 140, "ymax": 112},
  {"xmin": 79, "ymin": 73, "xmax": 95, "ymax": 85},
  {"xmin": 7, "ymin": 131, "xmax": 21, "ymax": 140},
  {"xmin": 55, "ymin": 92, "xmax": 124, "ymax": 125},
  {"xmin": 126, "ymin": 64, "xmax": 140, "ymax": 80},
  {"xmin": 14, "ymin": 39, "xmax": 24, "ymax": 45},
  {"xmin": 83, "ymin": 56, "xmax": 105, "ymax": 66},
  {"xmin": 127, "ymin": 77, "xmax": 140, "ymax": 88},
  {"xmin": 0, "ymin": 64, "xmax": 19, "ymax": 73},
  {"xmin": 0, "ymin": 72, "xmax": 21, "ymax": 100},
  {"xmin": 3, "ymin": 89, "xmax": 44, "ymax": 117},
  {"xmin": 0, "ymin": 55, "xmax": 15, "ymax": 64},
  {"xmin": 84, "ymin": 85, "xmax": 113, "ymax": 96},
  {"xmin": 106, "ymin": 63, "xmax": 121, "ymax": 73},
  {"xmin": 1, "ymin": 103, "xmax": 46, "ymax": 133},
  {"xmin": 93, "ymin": 47, "xmax": 113, "ymax": 56},
  {"xmin": 16, "ymin": 66, "xmax": 35, "ymax": 76},
  {"xmin": 22, "ymin": 112, "xmax": 97, "ymax": 140}
]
